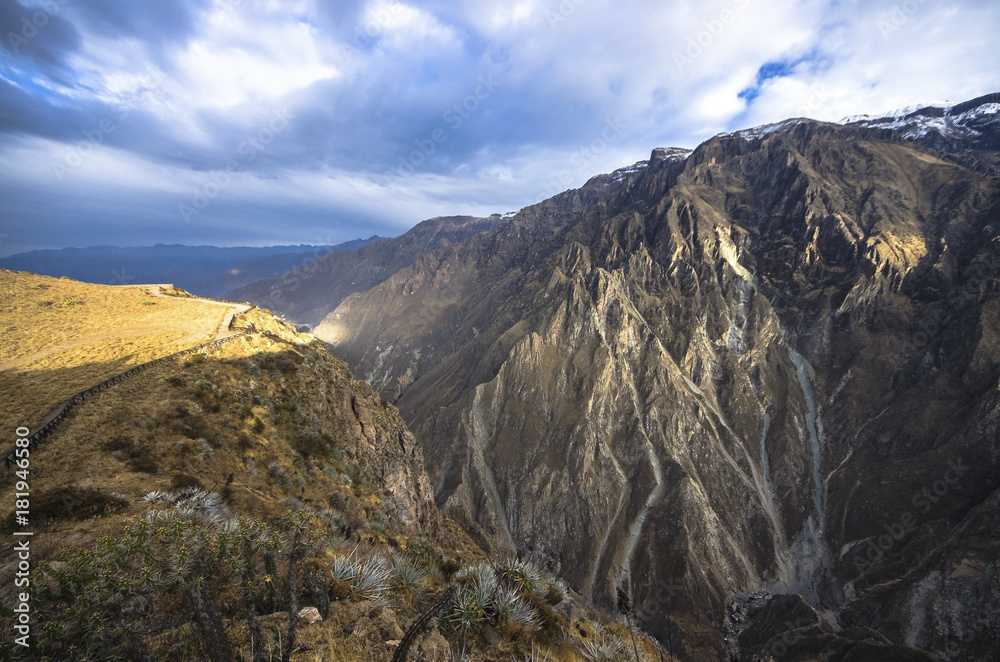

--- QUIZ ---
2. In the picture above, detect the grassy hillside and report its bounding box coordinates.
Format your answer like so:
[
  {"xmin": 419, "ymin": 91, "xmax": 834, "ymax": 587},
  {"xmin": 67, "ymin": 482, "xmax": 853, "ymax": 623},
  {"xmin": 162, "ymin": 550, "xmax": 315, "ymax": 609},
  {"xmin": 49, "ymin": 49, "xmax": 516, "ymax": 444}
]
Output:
[
  {"xmin": 0, "ymin": 273, "xmax": 659, "ymax": 661},
  {"xmin": 0, "ymin": 270, "xmax": 235, "ymax": 436}
]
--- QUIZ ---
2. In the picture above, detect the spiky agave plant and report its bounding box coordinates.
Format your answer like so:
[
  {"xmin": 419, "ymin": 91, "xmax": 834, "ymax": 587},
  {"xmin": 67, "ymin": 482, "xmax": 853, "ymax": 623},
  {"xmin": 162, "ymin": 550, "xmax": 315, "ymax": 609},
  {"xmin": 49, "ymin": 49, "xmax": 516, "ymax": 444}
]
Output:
[
  {"xmin": 389, "ymin": 555, "xmax": 429, "ymax": 602},
  {"xmin": 350, "ymin": 554, "xmax": 391, "ymax": 605},
  {"xmin": 497, "ymin": 557, "xmax": 544, "ymax": 599},
  {"xmin": 455, "ymin": 562, "xmax": 498, "ymax": 587},
  {"xmin": 144, "ymin": 488, "xmax": 231, "ymax": 525},
  {"xmin": 445, "ymin": 588, "xmax": 486, "ymax": 638},
  {"xmin": 330, "ymin": 554, "xmax": 359, "ymax": 584},
  {"xmin": 443, "ymin": 563, "xmax": 499, "ymax": 638},
  {"xmin": 580, "ymin": 636, "xmax": 626, "ymax": 662},
  {"xmin": 493, "ymin": 585, "xmax": 539, "ymax": 634},
  {"xmin": 525, "ymin": 642, "xmax": 552, "ymax": 662},
  {"xmin": 328, "ymin": 546, "xmax": 389, "ymax": 604}
]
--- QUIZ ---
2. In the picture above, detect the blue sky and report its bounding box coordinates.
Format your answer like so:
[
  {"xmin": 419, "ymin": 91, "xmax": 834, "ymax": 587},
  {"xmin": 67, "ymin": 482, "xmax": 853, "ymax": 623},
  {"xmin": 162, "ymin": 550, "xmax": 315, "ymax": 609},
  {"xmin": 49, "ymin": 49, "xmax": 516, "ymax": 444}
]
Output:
[{"xmin": 1, "ymin": 0, "xmax": 998, "ymax": 256}]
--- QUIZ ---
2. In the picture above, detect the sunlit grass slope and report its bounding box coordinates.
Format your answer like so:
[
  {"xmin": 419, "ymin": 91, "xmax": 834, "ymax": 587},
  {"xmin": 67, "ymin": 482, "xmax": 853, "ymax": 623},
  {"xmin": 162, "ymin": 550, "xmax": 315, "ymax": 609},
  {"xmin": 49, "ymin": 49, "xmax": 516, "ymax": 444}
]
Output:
[{"xmin": 0, "ymin": 270, "xmax": 232, "ymax": 434}]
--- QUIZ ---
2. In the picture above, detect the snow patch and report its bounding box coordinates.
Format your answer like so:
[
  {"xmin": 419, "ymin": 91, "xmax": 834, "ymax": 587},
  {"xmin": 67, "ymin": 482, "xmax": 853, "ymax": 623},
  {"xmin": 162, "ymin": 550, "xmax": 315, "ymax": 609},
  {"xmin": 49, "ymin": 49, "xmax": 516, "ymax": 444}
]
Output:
[
  {"xmin": 843, "ymin": 98, "xmax": 1000, "ymax": 142},
  {"xmin": 727, "ymin": 118, "xmax": 806, "ymax": 140}
]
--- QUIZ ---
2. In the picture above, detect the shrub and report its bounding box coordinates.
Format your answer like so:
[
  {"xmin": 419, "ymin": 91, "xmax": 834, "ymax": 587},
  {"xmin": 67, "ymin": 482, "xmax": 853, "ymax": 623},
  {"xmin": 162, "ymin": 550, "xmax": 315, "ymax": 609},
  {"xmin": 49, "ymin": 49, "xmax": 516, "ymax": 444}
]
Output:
[
  {"xmin": 31, "ymin": 501, "xmax": 307, "ymax": 662},
  {"xmin": 170, "ymin": 471, "xmax": 205, "ymax": 491},
  {"xmin": 238, "ymin": 431, "xmax": 253, "ymax": 451},
  {"xmin": 128, "ymin": 455, "xmax": 161, "ymax": 474},
  {"xmin": 440, "ymin": 558, "xmax": 461, "ymax": 579},
  {"xmin": 291, "ymin": 431, "xmax": 335, "ymax": 459},
  {"xmin": 12, "ymin": 487, "xmax": 128, "ymax": 527},
  {"xmin": 195, "ymin": 438, "xmax": 215, "ymax": 458},
  {"xmin": 103, "ymin": 434, "xmax": 135, "ymax": 453},
  {"xmin": 184, "ymin": 353, "xmax": 206, "ymax": 367},
  {"xmin": 229, "ymin": 402, "xmax": 253, "ymax": 420},
  {"xmin": 269, "ymin": 463, "xmax": 292, "ymax": 489},
  {"xmin": 259, "ymin": 351, "xmax": 302, "ymax": 375},
  {"xmin": 322, "ymin": 466, "xmax": 352, "ymax": 486},
  {"xmin": 108, "ymin": 405, "xmax": 135, "ymax": 425}
]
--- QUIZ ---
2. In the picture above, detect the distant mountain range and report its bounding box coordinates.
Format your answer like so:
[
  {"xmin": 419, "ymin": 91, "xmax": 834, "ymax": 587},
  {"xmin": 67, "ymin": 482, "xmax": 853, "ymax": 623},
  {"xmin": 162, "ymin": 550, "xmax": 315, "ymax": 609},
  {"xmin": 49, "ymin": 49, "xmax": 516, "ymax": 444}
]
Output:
[{"xmin": 0, "ymin": 238, "xmax": 379, "ymax": 298}]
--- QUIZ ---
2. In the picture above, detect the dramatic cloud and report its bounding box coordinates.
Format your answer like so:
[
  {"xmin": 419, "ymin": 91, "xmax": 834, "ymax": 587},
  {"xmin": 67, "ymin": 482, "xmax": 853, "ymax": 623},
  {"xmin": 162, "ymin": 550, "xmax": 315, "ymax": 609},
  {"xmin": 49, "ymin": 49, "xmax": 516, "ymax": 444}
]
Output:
[{"xmin": 1, "ymin": 0, "xmax": 998, "ymax": 255}]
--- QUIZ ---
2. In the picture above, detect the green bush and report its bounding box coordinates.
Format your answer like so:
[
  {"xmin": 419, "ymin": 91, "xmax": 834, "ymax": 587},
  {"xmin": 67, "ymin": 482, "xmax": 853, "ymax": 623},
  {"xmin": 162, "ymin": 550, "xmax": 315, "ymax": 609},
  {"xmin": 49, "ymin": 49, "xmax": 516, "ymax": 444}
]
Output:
[
  {"xmin": 32, "ymin": 499, "xmax": 316, "ymax": 662},
  {"xmin": 184, "ymin": 354, "xmax": 206, "ymax": 367}
]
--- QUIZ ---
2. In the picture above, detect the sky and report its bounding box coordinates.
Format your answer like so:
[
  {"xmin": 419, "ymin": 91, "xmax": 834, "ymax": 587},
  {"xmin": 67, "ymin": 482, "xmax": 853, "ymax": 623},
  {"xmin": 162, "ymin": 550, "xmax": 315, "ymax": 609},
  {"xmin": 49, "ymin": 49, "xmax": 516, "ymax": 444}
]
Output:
[{"xmin": 1, "ymin": 0, "xmax": 998, "ymax": 256}]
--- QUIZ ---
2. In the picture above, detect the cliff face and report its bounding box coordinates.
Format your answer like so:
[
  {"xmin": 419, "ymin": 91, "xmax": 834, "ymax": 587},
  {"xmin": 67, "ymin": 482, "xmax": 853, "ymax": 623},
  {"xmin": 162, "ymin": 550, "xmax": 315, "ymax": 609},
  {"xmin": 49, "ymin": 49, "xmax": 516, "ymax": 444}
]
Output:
[{"xmin": 320, "ymin": 104, "xmax": 1000, "ymax": 659}]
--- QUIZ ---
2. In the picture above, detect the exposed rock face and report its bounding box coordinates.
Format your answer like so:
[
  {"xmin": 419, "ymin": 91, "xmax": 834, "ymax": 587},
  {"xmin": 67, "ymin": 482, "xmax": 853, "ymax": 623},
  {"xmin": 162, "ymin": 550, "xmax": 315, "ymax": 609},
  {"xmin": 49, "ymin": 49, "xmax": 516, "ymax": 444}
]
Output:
[
  {"xmin": 319, "ymin": 99, "xmax": 1000, "ymax": 660},
  {"xmin": 230, "ymin": 215, "xmax": 503, "ymax": 327}
]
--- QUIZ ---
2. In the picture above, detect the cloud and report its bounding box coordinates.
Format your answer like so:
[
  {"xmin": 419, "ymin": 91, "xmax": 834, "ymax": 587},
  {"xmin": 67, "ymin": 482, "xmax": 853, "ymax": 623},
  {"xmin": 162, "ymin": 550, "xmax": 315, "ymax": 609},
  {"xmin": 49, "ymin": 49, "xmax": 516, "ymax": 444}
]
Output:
[
  {"xmin": 0, "ymin": 0, "xmax": 998, "ymax": 256},
  {"xmin": 0, "ymin": 0, "xmax": 81, "ymax": 76}
]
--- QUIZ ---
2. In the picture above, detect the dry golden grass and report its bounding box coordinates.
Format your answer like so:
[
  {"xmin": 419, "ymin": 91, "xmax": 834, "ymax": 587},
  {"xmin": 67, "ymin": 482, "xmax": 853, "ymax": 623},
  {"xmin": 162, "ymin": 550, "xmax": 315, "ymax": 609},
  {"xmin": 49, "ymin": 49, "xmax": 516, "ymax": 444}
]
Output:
[{"xmin": 0, "ymin": 270, "xmax": 235, "ymax": 433}]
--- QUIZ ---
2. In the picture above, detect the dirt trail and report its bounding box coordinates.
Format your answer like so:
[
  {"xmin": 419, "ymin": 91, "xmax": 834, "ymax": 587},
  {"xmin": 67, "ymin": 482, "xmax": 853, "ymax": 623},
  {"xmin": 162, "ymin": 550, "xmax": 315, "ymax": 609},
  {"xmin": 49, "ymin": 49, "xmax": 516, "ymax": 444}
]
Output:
[{"xmin": 136, "ymin": 284, "xmax": 252, "ymax": 339}]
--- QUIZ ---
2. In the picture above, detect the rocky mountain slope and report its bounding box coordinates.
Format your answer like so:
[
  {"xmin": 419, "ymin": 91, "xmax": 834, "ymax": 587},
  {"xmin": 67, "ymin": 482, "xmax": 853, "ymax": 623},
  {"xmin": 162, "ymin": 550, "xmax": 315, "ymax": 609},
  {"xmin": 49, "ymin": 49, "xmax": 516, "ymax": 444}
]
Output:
[
  {"xmin": 229, "ymin": 215, "xmax": 504, "ymax": 328},
  {"xmin": 318, "ymin": 95, "xmax": 1000, "ymax": 660}
]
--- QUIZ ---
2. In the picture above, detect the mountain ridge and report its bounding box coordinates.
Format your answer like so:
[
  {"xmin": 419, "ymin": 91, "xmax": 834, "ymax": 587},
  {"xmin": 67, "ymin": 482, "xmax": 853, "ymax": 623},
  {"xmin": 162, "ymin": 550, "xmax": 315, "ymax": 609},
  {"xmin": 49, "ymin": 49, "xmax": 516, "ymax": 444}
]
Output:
[
  {"xmin": 306, "ymin": 94, "xmax": 1000, "ymax": 660},
  {"xmin": 228, "ymin": 215, "xmax": 506, "ymax": 328}
]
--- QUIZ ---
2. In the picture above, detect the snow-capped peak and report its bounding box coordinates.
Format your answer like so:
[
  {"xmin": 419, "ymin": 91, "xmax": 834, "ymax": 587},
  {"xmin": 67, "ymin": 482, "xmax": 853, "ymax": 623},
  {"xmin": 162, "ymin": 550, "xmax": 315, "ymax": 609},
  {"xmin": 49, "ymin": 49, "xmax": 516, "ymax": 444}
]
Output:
[{"xmin": 842, "ymin": 93, "xmax": 1000, "ymax": 142}]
